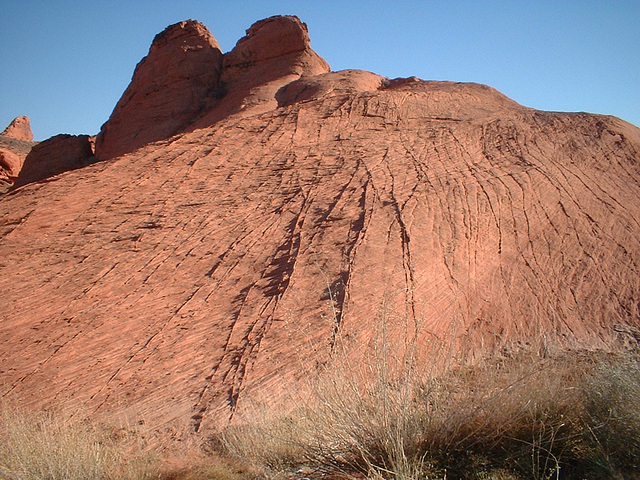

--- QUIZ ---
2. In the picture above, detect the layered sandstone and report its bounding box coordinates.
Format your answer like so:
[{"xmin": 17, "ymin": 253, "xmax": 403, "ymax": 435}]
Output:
[
  {"xmin": 95, "ymin": 20, "xmax": 223, "ymax": 160},
  {"xmin": 1, "ymin": 17, "xmax": 639, "ymax": 447}
]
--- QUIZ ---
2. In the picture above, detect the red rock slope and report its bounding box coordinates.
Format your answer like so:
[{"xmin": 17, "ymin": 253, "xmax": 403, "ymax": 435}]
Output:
[{"xmin": 1, "ymin": 16, "xmax": 640, "ymax": 445}]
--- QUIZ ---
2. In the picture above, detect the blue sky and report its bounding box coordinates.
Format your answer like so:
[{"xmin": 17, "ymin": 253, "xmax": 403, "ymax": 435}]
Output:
[{"xmin": 1, "ymin": 1, "xmax": 638, "ymax": 141}]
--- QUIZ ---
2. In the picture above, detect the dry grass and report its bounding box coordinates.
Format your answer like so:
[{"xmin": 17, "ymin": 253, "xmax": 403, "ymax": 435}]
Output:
[
  {"xmin": 0, "ymin": 404, "xmax": 159, "ymax": 480},
  {"xmin": 1, "ymin": 342, "xmax": 637, "ymax": 480},
  {"xmin": 2, "ymin": 351, "xmax": 637, "ymax": 480},
  {"xmin": 218, "ymin": 349, "xmax": 640, "ymax": 480},
  {"xmin": 0, "ymin": 403, "xmax": 260, "ymax": 480},
  {"xmin": 157, "ymin": 453, "xmax": 254, "ymax": 480}
]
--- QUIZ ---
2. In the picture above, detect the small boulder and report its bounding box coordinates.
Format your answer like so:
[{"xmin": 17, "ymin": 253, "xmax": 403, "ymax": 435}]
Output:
[{"xmin": 14, "ymin": 134, "xmax": 93, "ymax": 188}]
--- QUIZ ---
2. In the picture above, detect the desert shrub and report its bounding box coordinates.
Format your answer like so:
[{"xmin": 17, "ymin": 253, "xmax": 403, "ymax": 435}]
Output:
[
  {"xmin": 0, "ymin": 404, "xmax": 159, "ymax": 480},
  {"xmin": 217, "ymin": 350, "xmax": 640, "ymax": 480}
]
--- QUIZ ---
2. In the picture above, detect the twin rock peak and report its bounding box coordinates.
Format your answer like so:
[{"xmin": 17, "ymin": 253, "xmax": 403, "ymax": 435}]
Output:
[{"xmin": 95, "ymin": 16, "xmax": 332, "ymax": 159}]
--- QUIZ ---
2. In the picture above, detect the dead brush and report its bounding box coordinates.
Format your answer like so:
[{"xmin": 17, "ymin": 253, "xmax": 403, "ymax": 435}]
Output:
[
  {"xmin": 217, "ymin": 346, "xmax": 640, "ymax": 480},
  {"xmin": 0, "ymin": 403, "xmax": 160, "ymax": 480}
]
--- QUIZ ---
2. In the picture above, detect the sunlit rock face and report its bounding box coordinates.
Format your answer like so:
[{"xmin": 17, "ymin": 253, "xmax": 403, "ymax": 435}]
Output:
[
  {"xmin": 1, "ymin": 16, "xmax": 640, "ymax": 447},
  {"xmin": 1, "ymin": 116, "xmax": 33, "ymax": 142},
  {"xmin": 0, "ymin": 116, "xmax": 36, "ymax": 191},
  {"xmin": 95, "ymin": 20, "xmax": 224, "ymax": 160}
]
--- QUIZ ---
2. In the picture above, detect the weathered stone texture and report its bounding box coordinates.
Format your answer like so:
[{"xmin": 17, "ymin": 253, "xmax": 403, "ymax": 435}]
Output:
[{"xmin": 1, "ymin": 16, "xmax": 639, "ymax": 448}]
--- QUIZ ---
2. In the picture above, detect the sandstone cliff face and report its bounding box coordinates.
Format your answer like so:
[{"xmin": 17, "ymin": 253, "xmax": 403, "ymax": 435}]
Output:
[
  {"xmin": 94, "ymin": 20, "xmax": 223, "ymax": 160},
  {"xmin": 1, "ymin": 17, "xmax": 640, "ymax": 446}
]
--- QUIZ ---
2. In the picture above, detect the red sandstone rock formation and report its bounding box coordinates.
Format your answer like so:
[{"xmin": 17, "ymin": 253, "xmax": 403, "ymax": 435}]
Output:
[
  {"xmin": 192, "ymin": 15, "xmax": 330, "ymax": 126},
  {"xmin": 0, "ymin": 150, "xmax": 22, "ymax": 181},
  {"xmin": 0, "ymin": 116, "xmax": 36, "ymax": 191},
  {"xmin": 0, "ymin": 149, "xmax": 21, "ymax": 192},
  {"xmin": 14, "ymin": 134, "xmax": 93, "ymax": 188},
  {"xmin": 1, "ymin": 16, "xmax": 640, "ymax": 447},
  {"xmin": 1, "ymin": 115, "xmax": 33, "ymax": 142},
  {"xmin": 95, "ymin": 20, "xmax": 223, "ymax": 160},
  {"xmin": 95, "ymin": 16, "xmax": 329, "ymax": 160}
]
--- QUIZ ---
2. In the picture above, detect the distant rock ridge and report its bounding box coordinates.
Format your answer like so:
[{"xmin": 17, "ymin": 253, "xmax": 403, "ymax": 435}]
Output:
[
  {"xmin": 0, "ymin": 116, "xmax": 36, "ymax": 191},
  {"xmin": 1, "ymin": 116, "xmax": 33, "ymax": 142}
]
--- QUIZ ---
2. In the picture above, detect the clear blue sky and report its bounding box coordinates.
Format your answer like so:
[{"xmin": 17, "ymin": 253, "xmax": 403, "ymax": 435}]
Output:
[{"xmin": 1, "ymin": 1, "xmax": 638, "ymax": 141}]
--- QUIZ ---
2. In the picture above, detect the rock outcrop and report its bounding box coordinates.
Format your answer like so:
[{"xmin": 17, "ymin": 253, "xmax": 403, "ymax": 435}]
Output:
[
  {"xmin": 14, "ymin": 134, "xmax": 94, "ymax": 188},
  {"xmin": 96, "ymin": 16, "xmax": 329, "ymax": 160},
  {"xmin": 0, "ymin": 116, "xmax": 36, "ymax": 191},
  {"xmin": 1, "ymin": 16, "xmax": 640, "ymax": 447},
  {"xmin": 0, "ymin": 150, "xmax": 22, "ymax": 191},
  {"xmin": 191, "ymin": 15, "xmax": 330, "ymax": 126},
  {"xmin": 1, "ymin": 115, "xmax": 34, "ymax": 142},
  {"xmin": 95, "ymin": 20, "xmax": 223, "ymax": 160}
]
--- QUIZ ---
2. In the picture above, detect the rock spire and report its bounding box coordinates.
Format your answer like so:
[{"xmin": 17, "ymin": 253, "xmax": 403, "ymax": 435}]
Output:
[{"xmin": 95, "ymin": 20, "xmax": 223, "ymax": 160}]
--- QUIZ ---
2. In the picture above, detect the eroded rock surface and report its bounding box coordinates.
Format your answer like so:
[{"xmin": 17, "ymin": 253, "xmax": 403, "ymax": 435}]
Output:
[
  {"xmin": 1, "ymin": 17, "xmax": 640, "ymax": 448},
  {"xmin": 95, "ymin": 20, "xmax": 223, "ymax": 160}
]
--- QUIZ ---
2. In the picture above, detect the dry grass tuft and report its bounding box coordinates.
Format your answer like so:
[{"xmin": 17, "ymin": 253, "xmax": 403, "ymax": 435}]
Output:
[
  {"xmin": 0, "ymin": 404, "xmax": 159, "ymax": 480},
  {"xmin": 217, "ymin": 349, "xmax": 640, "ymax": 480}
]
